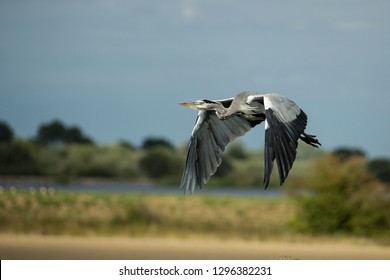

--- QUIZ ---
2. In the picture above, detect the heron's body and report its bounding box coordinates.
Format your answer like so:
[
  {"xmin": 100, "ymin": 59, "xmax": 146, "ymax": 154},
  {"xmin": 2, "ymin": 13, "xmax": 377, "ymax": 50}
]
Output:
[{"xmin": 180, "ymin": 91, "xmax": 321, "ymax": 194}]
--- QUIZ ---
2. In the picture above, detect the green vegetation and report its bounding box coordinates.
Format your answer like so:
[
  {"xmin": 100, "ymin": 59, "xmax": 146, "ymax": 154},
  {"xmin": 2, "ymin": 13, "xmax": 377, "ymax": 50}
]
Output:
[
  {"xmin": 36, "ymin": 120, "xmax": 93, "ymax": 145},
  {"xmin": 367, "ymin": 158, "xmax": 390, "ymax": 183},
  {"xmin": 291, "ymin": 155, "xmax": 390, "ymax": 242},
  {"xmin": 0, "ymin": 119, "xmax": 327, "ymax": 186},
  {"xmin": 0, "ymin": 140, "xmax": 40, "ymax": 176},
  {"xmin": 0, "ymin": 119, "xmax": 389, "ymax": 243},
  {"xmin": 0, "ymin": 121, "xmax": 14, "ymax": 143},
  {"xmin": 1, "ymin": 185, "xmax": 387, "ymax": 243},
  {"xmin": 0, "ymin": 190, "xmax": 293, "ymax": 239},
  {"xmin": 38, "ymin": 143, "xmax": 145, "ymax": 182}
]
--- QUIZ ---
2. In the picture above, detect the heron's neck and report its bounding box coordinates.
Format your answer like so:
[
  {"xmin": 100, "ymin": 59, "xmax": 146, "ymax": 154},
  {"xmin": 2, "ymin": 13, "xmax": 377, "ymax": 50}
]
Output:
[
  {"xmin": 215, "ymin": 103, "xmax": 253, "ymax": 120},
  {"xmin": 210, "ymin": 103, "xmax": 233, "ymax": 119}
]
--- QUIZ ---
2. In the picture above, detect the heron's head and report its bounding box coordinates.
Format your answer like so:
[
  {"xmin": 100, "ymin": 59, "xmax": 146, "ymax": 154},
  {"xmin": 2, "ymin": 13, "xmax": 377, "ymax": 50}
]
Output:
[{"xmin": 179, "ymin": 99, "xmax": 222, "ymax": 111}]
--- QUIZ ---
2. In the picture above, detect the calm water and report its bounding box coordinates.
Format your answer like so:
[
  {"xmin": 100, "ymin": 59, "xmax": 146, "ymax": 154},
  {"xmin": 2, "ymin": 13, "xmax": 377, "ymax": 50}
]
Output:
[{"xmin": 0, "ymin": 179, "xmax": 285, "ymax": 197}]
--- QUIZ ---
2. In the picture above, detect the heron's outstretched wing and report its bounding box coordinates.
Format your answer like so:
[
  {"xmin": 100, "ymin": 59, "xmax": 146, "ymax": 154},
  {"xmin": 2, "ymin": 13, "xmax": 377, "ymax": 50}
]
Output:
[
  {"xmin": 259, "ymin": 94, "xmax": 308, "ymax": 188},
  {"xmin": 181, "ymin": 109, "xmax": 258, "ymax": 194}
]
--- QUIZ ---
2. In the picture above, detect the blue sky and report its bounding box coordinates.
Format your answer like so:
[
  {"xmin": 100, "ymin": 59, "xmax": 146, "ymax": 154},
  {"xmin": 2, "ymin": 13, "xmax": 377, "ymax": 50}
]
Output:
[{"xmin": 1, "ymin": 0, "xmax": 389, "ymax": 157}]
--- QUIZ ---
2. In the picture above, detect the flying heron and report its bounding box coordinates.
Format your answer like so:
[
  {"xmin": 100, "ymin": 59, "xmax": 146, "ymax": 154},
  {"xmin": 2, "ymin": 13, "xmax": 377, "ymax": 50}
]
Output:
[{"xmin": 179, "ymin": 91, "xmax": 321, "ymax": 194}]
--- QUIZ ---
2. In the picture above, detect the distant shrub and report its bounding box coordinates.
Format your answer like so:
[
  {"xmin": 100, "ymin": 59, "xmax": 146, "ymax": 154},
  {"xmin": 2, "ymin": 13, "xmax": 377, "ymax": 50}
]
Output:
[
  {"xmin": 36, "ymin": 120, "xmax": 94, "ymax": 145},
  {"xmin": 291, "ymin": 155, "xmax": 390, "ymax": 239},
  {"xmin": 38, "ymin": 144, "xmax": 142, "ymax": 181},
  {"xmin": 332, "ymin": 147, "xmax": 366, "ymax": 162},
  {"xmin": 138, "ymin": 148, "xmax": 182, "ymax": 180},
  {"xmin": 141, "ymin": 137, "xmax": 174, "ymax": 150},
  {"xmin": 0, "ymin": 121, "xmax": 14, "ymax": 143},
  {"xmin": 0, "ymin": 141, "xmax": 40, "ymax": 175},
  {"xmin": 367, "ymin": 158, "xmax": 390, "ymax": 184},
  {"xmin": 117, "ymin": 140, "xmax": 136, "ymax": 150},
  {"xmin": 229, "ymin": 162, "xmax": 262, "ymax": 186},
  {"xmin": 226, "ymin": 141, "xmax": 248, "ymax": 160},
  {"xmin": 38, "ymin": 145, "xmax": 74, "ymax": 181}
]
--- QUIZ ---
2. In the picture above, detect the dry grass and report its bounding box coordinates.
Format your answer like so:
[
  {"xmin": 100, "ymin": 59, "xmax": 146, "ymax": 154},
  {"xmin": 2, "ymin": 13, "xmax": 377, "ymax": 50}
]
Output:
[
  {"xmin": 2, "ymin": 189, "xmax": 390, "ymax": 260},
  {"xmin": 0, "ymin": 190, "xmax": 294, "ymax": 239},
  {"xmin": 1, "ymin": 189, "xmax": 388, "ymax": 246}
]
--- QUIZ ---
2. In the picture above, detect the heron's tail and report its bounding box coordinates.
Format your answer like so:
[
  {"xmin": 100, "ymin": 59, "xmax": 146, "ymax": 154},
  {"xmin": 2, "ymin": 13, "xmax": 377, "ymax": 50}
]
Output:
[{"xmin": 300, "ymin": 133, "xmax": 321, "ymax": 148}]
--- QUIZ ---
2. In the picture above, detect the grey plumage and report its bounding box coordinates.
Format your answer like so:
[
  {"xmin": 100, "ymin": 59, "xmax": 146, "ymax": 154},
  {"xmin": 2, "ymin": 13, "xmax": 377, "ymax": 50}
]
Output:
[{"xmin": 180, "ymin": 91, "xmax": 321, "ymax": 194}]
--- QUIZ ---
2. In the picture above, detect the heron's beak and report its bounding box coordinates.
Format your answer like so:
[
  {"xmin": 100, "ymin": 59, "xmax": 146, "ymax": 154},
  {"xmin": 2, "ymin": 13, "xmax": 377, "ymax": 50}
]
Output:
[{"xmin": 179, "ymin": 102, "xmax": 197, "ymax": 109}]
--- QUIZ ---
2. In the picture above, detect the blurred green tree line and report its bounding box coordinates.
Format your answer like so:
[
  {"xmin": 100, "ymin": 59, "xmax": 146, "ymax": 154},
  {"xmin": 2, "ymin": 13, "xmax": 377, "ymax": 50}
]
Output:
[
  {"xmin": 0, "ymin": 120, "xmax": 182, "ymax": 184},
  {"xmin": 1, "ymin": 119, "xmax": 390, "ymax": 187}
]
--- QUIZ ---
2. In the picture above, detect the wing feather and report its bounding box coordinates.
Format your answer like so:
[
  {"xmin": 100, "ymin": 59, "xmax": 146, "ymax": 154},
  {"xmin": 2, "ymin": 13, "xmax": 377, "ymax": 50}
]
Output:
[
  {"xmin": 181, "ymin": 110, "xmax": 254, "ymax": 193},
  {"xmin": 263, "ymin": 94, "xmax": 308, "ymax": 188}
]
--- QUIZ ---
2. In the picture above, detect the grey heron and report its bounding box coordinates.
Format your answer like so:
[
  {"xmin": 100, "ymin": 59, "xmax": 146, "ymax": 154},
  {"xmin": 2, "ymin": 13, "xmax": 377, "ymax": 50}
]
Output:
[{"xmin": 180, "ymin": 91, "xmax": 321, "ymax": 194}]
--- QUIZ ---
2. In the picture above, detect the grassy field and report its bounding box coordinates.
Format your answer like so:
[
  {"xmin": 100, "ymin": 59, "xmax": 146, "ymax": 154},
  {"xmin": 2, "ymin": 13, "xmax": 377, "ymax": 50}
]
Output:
[
  {"xmin": 1, "ymin": 189, "xmax": 389, "ymax": 260},
  {"xmin": 0, "ymin": 189, "xmax": 294, "ymax": 239}
]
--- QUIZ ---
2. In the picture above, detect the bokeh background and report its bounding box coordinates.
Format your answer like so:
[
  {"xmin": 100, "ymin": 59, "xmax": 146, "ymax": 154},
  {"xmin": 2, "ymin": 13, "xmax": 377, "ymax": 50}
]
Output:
[{"xmin": 0, "ymin": 0, "xmax": 389, "ymax": 259}]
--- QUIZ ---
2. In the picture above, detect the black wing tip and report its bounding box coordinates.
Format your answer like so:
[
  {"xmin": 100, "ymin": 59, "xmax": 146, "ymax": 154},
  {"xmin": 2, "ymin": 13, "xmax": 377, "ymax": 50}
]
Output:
[
  {"xmin": 263, "ymin": 179, "xmax": 269, "ymax": 189},
  {"xmin": 263, "ymin": 178, "xmax": 285, "ymax": 190},
  {"xmin": 300, "ymin": 133, "xmax": 321, "ymax": 148}
]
